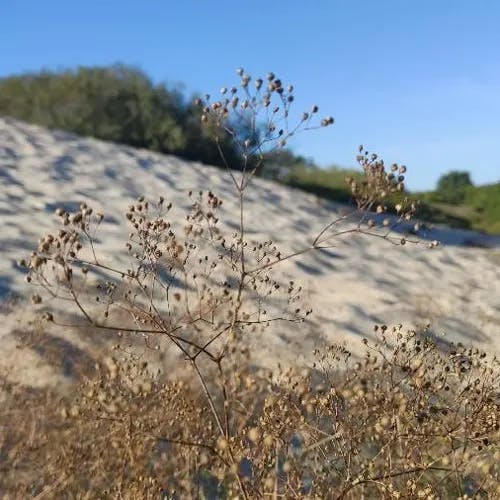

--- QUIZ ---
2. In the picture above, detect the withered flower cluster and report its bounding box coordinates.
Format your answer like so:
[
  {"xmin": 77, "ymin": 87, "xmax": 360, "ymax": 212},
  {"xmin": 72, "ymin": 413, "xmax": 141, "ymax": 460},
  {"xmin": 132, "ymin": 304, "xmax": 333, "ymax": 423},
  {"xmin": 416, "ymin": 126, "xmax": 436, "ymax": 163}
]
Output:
[{"xmin": 3, "ymin": 69, "xmax": 496, "ymax": 499}]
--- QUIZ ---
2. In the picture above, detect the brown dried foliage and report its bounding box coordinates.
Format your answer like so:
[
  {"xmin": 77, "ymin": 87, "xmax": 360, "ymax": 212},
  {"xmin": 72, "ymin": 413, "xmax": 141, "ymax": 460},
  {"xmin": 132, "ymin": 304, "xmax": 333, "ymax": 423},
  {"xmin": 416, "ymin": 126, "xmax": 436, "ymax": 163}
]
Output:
[{"xmin": 2, "ymin": 70, "xmax": 498, "ymax": 499}]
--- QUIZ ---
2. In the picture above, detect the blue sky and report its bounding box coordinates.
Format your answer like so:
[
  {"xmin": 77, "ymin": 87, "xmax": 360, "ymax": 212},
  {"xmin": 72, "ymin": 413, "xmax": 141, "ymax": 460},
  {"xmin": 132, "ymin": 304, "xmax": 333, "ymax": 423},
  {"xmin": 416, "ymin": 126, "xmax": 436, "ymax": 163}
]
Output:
[{"xmin": 1, "ymin": 0, "xmax": 499, "ymax": 190}]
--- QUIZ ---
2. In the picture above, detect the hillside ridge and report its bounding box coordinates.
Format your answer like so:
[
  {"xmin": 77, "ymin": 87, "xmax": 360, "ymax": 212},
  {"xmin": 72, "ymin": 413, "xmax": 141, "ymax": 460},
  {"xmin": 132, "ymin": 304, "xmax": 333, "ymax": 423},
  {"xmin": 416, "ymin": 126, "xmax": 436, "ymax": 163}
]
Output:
[{"xmin": 1, "ymin": 117, "xmax": 499, "ymax": 389}]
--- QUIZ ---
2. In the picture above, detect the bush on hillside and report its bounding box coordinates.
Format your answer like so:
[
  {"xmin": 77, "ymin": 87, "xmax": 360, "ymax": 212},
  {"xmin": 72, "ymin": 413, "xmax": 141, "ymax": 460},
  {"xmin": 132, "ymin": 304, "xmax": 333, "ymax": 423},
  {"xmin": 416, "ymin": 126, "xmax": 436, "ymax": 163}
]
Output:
[
  {"xmin": 462, "ymin": 182, "xmax": 500, "ymax": 232},
  {"xmin": 418, "ymin": 180, "xmax": 500, "ymax": 234},
  {"xmin": 0, "ymin": 64, "xmax": 243, "ymax": 169},
  {"xmin": 435, "ymin": 170, "xmax": 474, "ymax": 204}
]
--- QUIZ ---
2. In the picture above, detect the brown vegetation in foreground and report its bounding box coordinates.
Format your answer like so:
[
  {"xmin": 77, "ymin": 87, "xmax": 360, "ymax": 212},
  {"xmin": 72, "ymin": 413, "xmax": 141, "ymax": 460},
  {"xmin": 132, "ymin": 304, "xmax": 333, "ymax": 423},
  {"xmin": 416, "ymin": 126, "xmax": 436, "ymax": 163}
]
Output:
[
  {"xmin": 1, "ymin": 331, "xmax": 499, "ymax": 498},
  {"xmin": 1, "ymin": 70, "xmax": 498, "ymax": 498}
]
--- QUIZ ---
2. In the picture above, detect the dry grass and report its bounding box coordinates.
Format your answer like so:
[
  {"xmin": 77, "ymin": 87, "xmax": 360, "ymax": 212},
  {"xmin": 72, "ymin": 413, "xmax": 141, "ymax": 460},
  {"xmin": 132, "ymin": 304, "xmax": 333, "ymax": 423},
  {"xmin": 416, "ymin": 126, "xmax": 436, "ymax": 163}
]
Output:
[
  {"xmin": 1, "ymin": 69, "xmax": 498, "ymax": 499},
  {"xmin": 1, "ymin": 331, "xmax": 498, "ymax": 498}
]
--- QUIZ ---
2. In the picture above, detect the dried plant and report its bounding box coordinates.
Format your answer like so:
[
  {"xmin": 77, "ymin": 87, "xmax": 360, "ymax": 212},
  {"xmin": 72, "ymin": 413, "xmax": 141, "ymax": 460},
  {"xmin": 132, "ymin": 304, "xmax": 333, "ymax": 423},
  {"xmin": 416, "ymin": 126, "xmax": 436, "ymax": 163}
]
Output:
[{"xmin": 3, "ymin": 69, "xmax": 497, "ymax": 499}]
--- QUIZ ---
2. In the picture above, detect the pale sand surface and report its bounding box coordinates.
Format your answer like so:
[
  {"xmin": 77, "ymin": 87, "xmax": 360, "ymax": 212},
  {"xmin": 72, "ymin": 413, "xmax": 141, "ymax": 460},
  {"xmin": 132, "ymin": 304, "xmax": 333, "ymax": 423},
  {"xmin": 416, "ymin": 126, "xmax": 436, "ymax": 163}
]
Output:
[{"xmin": 1, "ymin": 117, "xmax": 499, "ymax": 389}]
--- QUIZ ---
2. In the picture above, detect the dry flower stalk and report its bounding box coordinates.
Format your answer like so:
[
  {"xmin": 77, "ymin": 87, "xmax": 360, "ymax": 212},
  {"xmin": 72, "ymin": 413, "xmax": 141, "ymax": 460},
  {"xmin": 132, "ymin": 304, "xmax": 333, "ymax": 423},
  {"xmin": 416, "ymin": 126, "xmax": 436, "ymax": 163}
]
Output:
[{"xmin": 3, "ymin": 69, "xmax": 496, "ymax": 498}]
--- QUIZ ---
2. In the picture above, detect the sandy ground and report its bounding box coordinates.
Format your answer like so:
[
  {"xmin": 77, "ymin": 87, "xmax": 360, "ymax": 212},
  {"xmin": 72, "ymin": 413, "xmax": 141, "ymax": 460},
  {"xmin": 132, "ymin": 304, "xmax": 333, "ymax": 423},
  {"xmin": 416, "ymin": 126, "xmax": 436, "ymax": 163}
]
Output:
[{"xmin": 1, "ymin": 117, "xmax": 499, "ymax": 389}]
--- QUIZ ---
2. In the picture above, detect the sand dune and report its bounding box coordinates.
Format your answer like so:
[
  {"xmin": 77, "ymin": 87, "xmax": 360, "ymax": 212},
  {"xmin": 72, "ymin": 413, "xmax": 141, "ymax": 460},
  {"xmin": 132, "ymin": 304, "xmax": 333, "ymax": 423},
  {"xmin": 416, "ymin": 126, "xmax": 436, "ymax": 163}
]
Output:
[{"xmin": 1, "ymin": 117, "xmax": 499, "ymax": 389}]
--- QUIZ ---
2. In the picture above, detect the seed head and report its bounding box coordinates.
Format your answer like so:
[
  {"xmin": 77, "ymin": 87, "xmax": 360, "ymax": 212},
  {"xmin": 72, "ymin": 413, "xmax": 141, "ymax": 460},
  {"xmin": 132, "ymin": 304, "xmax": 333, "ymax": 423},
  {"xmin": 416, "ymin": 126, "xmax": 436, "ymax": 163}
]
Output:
[{"xmin": 248, "ymin": 427, "xmax": 260, "ymax": 443}]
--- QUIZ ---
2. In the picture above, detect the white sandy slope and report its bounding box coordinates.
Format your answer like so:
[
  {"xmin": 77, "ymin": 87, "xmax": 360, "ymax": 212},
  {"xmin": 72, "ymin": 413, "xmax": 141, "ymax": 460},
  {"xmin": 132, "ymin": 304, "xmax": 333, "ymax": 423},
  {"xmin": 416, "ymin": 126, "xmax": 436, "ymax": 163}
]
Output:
[{"xmin": 1, "ymin": 117, "xmax": 499, "ymax": 389}]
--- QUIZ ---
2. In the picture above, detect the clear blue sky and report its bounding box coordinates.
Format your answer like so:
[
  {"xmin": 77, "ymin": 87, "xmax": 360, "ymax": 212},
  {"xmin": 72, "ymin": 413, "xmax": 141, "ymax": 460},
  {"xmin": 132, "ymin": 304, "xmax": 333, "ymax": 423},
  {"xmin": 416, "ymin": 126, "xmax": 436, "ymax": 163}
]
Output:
[{"xmin": 1, "ymin": 0, "xmax": 499, "ymax": 190}]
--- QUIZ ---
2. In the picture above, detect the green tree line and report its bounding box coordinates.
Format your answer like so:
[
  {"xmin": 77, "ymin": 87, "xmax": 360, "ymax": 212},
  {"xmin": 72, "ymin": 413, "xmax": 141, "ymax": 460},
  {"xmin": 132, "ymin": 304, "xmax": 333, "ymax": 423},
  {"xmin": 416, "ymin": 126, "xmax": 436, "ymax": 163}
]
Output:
[
  {"xmin": 0, "ymin": 65, "xmax": 498, "ymax": 233},
  {"xmin": 0, "ymin": 64, "xmax": 243, "ymax": 168}
]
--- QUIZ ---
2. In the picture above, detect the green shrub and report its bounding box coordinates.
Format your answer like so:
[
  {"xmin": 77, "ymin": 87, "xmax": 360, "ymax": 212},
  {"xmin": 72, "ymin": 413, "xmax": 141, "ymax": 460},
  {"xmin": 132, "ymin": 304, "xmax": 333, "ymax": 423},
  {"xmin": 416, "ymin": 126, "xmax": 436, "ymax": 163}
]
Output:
[
  {"xmin": 463, "ymin": 182, "xmax": 500, "ymax": 233},
  {"xmin": 435, "ymin": 170, "xmax": 474, "ymax": 204},
  {"xmin": 284, "ymin": 164, "xmax": 361, "ymax": 204},
  {"xmin": 0, "ymin": 64, "xmax": 241, "ymax": 169}
]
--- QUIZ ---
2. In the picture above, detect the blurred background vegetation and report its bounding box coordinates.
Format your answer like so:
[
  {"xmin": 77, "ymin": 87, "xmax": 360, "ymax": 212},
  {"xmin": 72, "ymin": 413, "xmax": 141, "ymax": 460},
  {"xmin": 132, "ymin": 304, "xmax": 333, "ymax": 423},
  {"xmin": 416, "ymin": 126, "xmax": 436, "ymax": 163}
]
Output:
[{"xmin": 0, "ymin": 64, "xmax": 498, "ymax": 234}]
